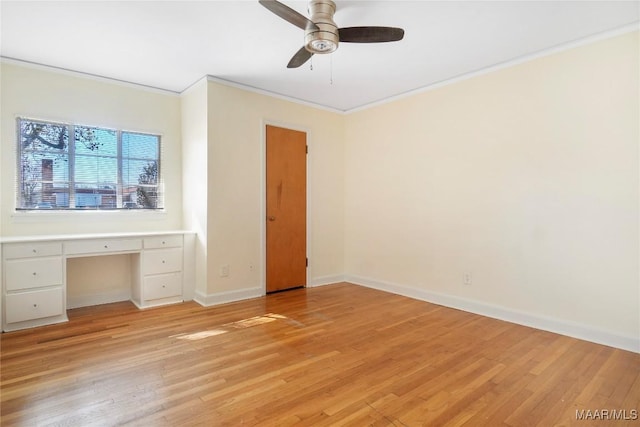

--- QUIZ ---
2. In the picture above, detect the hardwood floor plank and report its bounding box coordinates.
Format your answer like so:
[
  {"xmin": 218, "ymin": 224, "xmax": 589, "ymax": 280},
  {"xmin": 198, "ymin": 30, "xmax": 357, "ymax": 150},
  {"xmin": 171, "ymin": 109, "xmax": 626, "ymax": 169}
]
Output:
[{"xmin": 1, "ymin": 283, "xmax": 638, "ymax": 426}]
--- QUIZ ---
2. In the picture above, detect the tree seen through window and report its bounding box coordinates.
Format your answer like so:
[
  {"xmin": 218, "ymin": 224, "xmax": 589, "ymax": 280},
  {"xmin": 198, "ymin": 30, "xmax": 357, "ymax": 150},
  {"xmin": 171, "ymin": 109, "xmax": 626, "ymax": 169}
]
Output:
[{"xmin": 17, "ymin": 118, "xmax": 162, "ymax": 210}]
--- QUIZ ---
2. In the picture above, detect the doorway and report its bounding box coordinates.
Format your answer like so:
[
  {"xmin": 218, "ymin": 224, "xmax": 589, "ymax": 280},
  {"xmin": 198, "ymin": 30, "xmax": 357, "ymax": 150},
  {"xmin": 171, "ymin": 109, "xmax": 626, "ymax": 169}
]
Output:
[{"xmin": 265, "ymin": 125, "xmax": 307, "ymax": 293}]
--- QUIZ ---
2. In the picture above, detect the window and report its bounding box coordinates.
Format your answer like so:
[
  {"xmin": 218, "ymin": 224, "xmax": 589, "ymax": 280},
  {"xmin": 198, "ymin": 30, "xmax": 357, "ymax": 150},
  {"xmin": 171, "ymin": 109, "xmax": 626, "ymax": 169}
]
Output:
[{"xmin": 17, "ymin": 118, "xmax": 162, "ymax": 210}]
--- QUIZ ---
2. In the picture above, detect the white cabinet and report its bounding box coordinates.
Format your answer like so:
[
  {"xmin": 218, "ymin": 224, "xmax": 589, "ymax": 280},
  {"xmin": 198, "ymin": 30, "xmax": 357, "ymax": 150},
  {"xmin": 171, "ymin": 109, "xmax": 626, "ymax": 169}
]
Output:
[
  {"xmin": 2, "ymin": 242, "xmax": 67, "ymax": 331},
  {"xmin": 6, "ymin": 257, "xmax": 63, "ymax": 291},
  {"xmin": 143, "ymin": 235, "xmax": 183, "ymax": 250},
  {"xmin": 65, "ymin": 238, "xmax": 142, "ymax": 255},
  {"xmin": 4, "ymin": 241, "xmax": 62, "ymax": 258},
  {"xmin": 5, "ymin": 288, "xmax": 65, "ymax": 324},
  {"xmin": 143, "ymin": 273, "xmax": 182, "ymax": 301},
  {"xmin": 2, "ymin": 232, "xmax": 194, "ymax": 332},
  {"xmin": 142, "ymin": 247, "xmax": 183, "ymax": 275},
  {"xmin": 131, "ymin": 236, "xmax": 184, "ymax": 309}
]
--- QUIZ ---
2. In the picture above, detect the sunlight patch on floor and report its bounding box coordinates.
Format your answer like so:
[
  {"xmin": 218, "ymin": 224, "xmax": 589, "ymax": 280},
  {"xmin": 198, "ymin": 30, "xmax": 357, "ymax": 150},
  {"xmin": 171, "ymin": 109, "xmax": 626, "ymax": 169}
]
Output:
[{"xmin": 173, "ymin": 313, "xmax": 289, "ymax": 341}]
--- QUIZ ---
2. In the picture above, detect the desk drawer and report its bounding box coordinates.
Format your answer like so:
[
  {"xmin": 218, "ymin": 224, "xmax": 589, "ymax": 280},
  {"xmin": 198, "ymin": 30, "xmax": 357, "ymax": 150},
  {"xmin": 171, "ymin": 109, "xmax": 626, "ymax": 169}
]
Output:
[
  {"xmin": 4, "ymin": 242, "xmax": 62, "ymax": 259},
  {"xmin": 143, "ymin": 273, "xmax": 182, "ymax": 301},
  {"xmin": 144, "ymin": 235, "xmax": 183, "ymax": 249},
  {"xmin": 5, "ymin": 288, "xmax": 64, "ymax": 323},
  {"xmin": 65, "ymin": 238, "xmax": 142, "ymax": 255},
  {"xmin": 142, "ymin": 248, "xmax": 182, "ymax": 275},
  {"xmin": 5, "ymin": 257, "xmax": 63, "ymax": 291}
]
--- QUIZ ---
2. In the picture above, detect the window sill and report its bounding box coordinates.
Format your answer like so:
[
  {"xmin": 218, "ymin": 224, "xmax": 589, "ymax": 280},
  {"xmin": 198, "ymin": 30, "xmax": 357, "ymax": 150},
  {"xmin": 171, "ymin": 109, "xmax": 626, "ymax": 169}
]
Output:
[{"xmin": 10, "ymin": 209, "xmax": 168, "ymax": 223}]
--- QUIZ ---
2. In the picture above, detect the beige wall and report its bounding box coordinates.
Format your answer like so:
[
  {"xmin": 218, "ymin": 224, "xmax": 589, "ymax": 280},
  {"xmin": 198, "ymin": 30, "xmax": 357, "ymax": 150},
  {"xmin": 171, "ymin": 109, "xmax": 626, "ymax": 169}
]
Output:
[
  {"xmin": 0, "ymin": 62, "xmax": 183, "ymax": 236},
  {"xmin": 0, "ymin": 61, "xmax": 346, "ymax": 306},
  {"xmin": 202, "ymin": 80, "xmax": 345, "ymax": 297},
  {"xmin": 344, "ymin": 32, "xmax": 639, "ymax": 343},
  {"xmin": 181, "ymin": 79, "xmax": 209, "ymax": 297},
  {"xmin": 0, "ymin": 62, "xmax": 184, "ymax": 307},
  {"xmin": 1, "ymin": 31, "xmax": 636, "ymax": 350},
  {"xmin": 66, "ymin": 254, "xmax": 133, "ymax": 308}
]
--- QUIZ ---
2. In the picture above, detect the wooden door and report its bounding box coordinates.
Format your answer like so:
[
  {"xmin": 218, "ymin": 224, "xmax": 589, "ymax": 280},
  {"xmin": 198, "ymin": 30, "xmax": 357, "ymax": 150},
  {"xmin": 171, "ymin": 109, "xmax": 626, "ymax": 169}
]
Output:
[{"xmin": 266, "ymin": 125, "xmax": 307, "ymax": 293}]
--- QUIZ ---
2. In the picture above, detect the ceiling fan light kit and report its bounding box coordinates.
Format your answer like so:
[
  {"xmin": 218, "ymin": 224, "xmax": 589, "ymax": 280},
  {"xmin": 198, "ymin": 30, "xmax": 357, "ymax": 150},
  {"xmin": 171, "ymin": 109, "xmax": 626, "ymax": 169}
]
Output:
[
  {"xmin": 259, "ymin": 0, "xmax": 405, "ymax": 68},
  {"xmin": 305, "ymin": 1, "xmax": 339, "ymax": 54}
]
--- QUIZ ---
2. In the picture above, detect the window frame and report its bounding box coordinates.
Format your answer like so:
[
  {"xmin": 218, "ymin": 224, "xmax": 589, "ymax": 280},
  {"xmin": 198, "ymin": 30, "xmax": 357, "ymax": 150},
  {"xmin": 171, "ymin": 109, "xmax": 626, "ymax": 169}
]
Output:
[{"xmin": 15, "ymin": 117, "xmax": 163, "ymax": 212}]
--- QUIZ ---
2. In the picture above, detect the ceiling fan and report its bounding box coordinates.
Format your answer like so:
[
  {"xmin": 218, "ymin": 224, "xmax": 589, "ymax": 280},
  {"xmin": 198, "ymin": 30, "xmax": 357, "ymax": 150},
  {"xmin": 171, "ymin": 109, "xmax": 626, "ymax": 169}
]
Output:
[{"xmin": 259, "ymin": 0, "xmax": 405, "ymax": 68}]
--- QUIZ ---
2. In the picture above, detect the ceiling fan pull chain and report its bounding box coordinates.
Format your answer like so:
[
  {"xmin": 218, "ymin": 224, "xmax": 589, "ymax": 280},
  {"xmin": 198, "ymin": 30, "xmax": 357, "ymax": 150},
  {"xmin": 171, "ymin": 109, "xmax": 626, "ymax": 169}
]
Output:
[
  {"xmin": 310, "ymin": 56, "xmax": 313, "ymax": 71},
  {"xmin": 330, "ymin": 55, "xmax": 333, "ymax": 85}
]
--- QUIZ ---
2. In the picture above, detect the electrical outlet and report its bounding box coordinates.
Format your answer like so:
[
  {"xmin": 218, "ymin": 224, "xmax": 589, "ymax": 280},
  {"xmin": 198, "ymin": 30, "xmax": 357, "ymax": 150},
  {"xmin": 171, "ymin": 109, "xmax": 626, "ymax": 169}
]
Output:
[
  {"xmin": 463, "ymin": 272, "xmax": 472, "ymax": 285},
  {"xmin": 220, "ymin": 264, "xmax": 230, "ymax": 277}
]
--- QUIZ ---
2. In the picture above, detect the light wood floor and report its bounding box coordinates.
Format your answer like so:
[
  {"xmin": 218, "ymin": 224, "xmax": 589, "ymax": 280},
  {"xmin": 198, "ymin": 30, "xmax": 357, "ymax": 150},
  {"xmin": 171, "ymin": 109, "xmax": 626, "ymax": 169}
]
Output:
[{"xmin": 1, "ymin": 283, "xmax": 638, "ymax": 426}]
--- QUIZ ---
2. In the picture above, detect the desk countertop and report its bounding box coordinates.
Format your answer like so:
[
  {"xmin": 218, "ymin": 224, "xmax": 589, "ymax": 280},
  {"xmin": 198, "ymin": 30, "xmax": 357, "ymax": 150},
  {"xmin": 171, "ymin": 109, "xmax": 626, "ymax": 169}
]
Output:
[{"xmin": 0, "ymin": 230, "xmax": 195, "ymax": 244}]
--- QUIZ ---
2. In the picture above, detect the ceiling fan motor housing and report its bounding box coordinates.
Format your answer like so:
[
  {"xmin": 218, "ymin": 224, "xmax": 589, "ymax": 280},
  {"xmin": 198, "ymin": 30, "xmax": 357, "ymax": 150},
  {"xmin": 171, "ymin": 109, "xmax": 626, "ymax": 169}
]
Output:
[{"xmin": 305, "ymin": 0, "xmax": 339, "ymax": 54}]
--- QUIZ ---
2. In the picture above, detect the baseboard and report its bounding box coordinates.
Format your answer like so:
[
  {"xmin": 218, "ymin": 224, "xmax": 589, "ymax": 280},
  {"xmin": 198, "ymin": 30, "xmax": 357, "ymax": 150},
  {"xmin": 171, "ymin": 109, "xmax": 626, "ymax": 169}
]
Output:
[
  {"xmin": 194, "ymin": 287, "xmax": 263, "ymax": 307},
  {"xmin": 67, "ymin": 289, "xmax": 131, "ymax": 309},
  {"xmin": 345, "ymin": 275, "xmax": 639, "ymax": 354},
  {"xmin": 308, "ymin": 275, "xmax": 346, "ymax": 287},
  {"xmin": 192, "ymin": 277, "xmax": 346, "ymax": 306}
]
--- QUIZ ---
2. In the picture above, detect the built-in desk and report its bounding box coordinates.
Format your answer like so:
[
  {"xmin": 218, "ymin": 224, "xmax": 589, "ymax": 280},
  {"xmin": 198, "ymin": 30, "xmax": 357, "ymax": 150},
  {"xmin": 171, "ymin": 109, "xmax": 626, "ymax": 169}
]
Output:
[{"xmin": 1, "ymin": 231, "xmax": 195, "ymax": 332}]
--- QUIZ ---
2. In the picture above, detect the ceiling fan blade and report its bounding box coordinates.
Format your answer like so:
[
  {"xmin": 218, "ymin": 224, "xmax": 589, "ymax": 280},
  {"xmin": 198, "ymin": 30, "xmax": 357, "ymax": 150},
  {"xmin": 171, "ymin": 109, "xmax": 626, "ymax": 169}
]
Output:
[
  {"xmin": 287, "ymin": 46, "xmax": 314, "ymax": 68},
  {"xmin": 338, "ymin": 26, "xmax": 405, "ymax": 43},
  {"xmin": 259, "ymin": 0, "xmax": 318, "ymax": 31}
]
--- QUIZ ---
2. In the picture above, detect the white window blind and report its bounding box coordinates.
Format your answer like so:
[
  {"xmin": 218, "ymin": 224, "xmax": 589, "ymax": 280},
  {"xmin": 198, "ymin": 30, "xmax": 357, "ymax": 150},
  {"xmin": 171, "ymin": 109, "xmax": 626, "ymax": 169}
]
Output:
[{"xmin": 17, "ymin": 118, "xmax": 163, "ymax": 210}]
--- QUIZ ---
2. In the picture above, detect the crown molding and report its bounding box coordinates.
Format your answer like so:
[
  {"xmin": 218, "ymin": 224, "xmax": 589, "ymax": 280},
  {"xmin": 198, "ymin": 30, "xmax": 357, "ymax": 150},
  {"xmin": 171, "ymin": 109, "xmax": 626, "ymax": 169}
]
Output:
[
  {"xmin": 200, "ymin": 23, "xmax": 639, "ymax": 115},
  {"xmin": 3, "ymin": 23, "xmax": 637, "ymax": 114},
  {"xmin": 204, "ymin": 75, "xmax": 345, "ymax": 115},
  {"xmin": 345, "ymin": 23, "xmax": 639, "ymax": 114},
  {"xmin": 0, "ymin": 56, "xmax": 181, "ymax": 97}
]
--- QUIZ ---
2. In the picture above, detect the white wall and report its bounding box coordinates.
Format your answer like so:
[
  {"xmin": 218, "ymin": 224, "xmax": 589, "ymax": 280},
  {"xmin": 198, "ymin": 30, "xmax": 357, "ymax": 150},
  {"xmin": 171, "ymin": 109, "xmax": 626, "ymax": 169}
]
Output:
[
  {"xmin": 0, "ymin": 62, "xmax": 183, "ymax": 236},
  {"xmin": 181, "ymin": 78, "xmax": 209, "ymax": 298},
  {"xmin": 344, "ymin": 31, "xmax": 639, "ymax": 350},
  {"xmin": 199, "ymin": 80, "xmax": 345, "ymax": 299},
  {"xmin": 1, "ymin": 32, "xmax": 636, "ymax": 352},
  {"xmin": 66, "ymin": 254, "xmax": 133, "ymax": 308},
  {"xmin": 0, "ymin": 61, "xmax": 184, "ymax": 307},
  {"xmin": 0, "ymin": 60, "xmax": 346, "ymax": 307}
]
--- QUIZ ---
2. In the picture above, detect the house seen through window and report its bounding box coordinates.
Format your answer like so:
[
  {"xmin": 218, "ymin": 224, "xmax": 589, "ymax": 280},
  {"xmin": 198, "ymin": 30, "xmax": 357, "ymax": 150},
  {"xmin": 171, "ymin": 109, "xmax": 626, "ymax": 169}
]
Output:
[{"xmin": 17, "ymin": 118, "xmax": 162, "ymax": 210}]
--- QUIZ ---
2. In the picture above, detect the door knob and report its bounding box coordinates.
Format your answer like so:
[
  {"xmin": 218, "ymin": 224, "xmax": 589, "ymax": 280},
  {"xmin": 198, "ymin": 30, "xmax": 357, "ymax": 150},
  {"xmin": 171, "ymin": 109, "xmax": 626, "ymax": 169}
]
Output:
[{"xmin": 268, "ymin": 216, "xmax": 276, "ymax": 221}]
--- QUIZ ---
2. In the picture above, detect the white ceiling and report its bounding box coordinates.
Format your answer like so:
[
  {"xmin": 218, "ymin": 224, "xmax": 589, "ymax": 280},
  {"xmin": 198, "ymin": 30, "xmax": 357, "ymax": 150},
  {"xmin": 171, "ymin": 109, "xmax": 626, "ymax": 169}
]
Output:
[{"xmin": 1, "ymin": 1, "xmax": 638, "ymax": 112}]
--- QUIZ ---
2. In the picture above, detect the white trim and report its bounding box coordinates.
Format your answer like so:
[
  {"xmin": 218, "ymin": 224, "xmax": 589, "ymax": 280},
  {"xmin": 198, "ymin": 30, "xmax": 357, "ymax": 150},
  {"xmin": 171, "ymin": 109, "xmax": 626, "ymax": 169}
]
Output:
[
  {"xmin": 345, "ymin": 275, "xmax": 640, "ymax": 354},
  {"xmin": 346, "ymin": 23, "xmax": 640, "ymax": 114},
  {"xmin": 193, "ymin": 287, "xmax": 263, "ymax": 307},
  {"xmin": 308, "ymin": 275, "xmax": 345, "ymax": 287},
  {"xmin": 67, "ymin": 289, "xmax": 131, "ymax": 310},
  {"xmin": 206, "ymin": 76, "xmax": 343, "ymax": 115},
  {"xmin": 4, "ymin": 25, "xmax": 636, "ymax": 114},
  {"xmin": 0, "ymin": 230, "xmax": 189, "ymax": 244},
  {"xmin": 210, "ymin": 25, "xmax": 639, "ymax": 114},
  {"xmin": 260, "ymin": 122, "xmax": 268, "ymax": 295},
  {"xmin": 0, "ymin": 57, "xmax": 180, "ymax": 97},
  {"xmin": 10, "ymin": 209, "xmax": 168, "ymax": 224}
]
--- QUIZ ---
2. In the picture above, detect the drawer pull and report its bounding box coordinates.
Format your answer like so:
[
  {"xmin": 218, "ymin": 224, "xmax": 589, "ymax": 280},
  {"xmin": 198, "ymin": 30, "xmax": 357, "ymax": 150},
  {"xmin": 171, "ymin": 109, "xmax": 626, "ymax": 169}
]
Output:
[
  {"xmin": 162, "ymin": 285, "xmax": 166, "ymax": 288},
  {"xmin": 162, "ymin": 260, "xmax": 166, "ymax": 264},
  {"xmin": 32, "ymin": 272, "xmax": 37, "ymax": 276},
  {"xmin": 32, "ymin": 249, "xmax": 37, "ymax": 253},
  {"xmin": 33, "ymin": 304, "xmax": 37, "ymax": 308},
  {"xmin": 162, "ymin": 241, "xmax": 166, "ymax": 245},
  {"xmin": 104, "ymin": 245, "xmax": 109, "ymax": 249}
]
